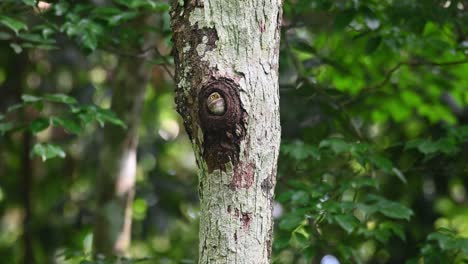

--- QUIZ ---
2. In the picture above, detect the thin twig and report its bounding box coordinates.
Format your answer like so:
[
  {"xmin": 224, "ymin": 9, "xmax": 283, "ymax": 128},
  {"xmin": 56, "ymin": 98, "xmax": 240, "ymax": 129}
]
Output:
[
  {"xmin": 102, "ymin": 46, "xmax": 175, "ymax": 81},
  {"xmin": 342, "ymin": 58, "xmax": 468, "ymax": 106},
  {"xmin": 153, "ymin": 46, "xmax": 175, "ymax": 81},
  {"xmin": 373, "ymin": 62, "xmax": 404, "ymax": 89},
  {"xmin": 411, "ymin": 58, "xmax": 468, "ymax": 67}
]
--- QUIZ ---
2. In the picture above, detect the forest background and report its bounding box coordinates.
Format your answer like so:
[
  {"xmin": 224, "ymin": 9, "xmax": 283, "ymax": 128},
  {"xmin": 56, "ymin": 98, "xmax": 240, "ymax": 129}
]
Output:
[{"xmin": 1, "ymin": 0, "xmax": 468, "ymax": 263}]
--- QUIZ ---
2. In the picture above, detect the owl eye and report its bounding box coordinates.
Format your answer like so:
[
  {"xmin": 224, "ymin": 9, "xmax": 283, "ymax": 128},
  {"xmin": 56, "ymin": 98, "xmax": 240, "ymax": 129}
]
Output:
[
  {"xmin": 206, "ymin": 92, "xmax": 225, "ymax": 115},
  {"xmin": 210, "ymin": 93, "xmax": 219, "ymax": 100},
  {"xmin": 208, "ymin": 92, "xmax": 221, "ymax": 102}
]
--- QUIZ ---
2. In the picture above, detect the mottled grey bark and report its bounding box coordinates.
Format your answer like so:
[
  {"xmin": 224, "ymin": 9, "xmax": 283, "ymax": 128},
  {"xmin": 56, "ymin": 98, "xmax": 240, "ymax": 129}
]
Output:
[
  {"xmin": 93, "ymin": 57, "xmax": 148, "ymax": 256},
  {"xmin": 171, "ymin": 0, "xmax": 282, "ymax": 263}
]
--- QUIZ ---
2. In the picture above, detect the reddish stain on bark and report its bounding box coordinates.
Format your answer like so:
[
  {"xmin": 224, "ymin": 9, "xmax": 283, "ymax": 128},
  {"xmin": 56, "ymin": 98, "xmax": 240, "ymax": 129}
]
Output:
[
  {"xmin": 230, "ymin": 163, "xmax": 255, "ymax": 190},
  {"xmin": 227, "ymin": 205, "xmax": 232, "ymax": 213},
  {"xmin": 241, "ymin": 212, "xmax": 253, "ymax": 230},
  {"xmin": 259, "ymin": 21, "xmax": 266, "ymax": 33}
]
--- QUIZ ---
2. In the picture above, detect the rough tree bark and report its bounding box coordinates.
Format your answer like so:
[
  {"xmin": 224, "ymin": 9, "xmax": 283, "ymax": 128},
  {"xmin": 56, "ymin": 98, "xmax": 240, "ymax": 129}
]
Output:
[
  {"xmin": 171, "ymin": 1, "xmax": 282, "ymax": 263},
  {"xmin": 93, "ymin": 57, "xmax": 148, "ymax": 256}
]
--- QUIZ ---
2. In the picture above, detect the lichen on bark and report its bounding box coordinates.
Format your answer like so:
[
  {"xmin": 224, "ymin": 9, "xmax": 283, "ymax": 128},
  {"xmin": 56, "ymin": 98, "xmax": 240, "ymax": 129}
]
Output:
[{"xmin": 171, "ymin": 0, "xmax": 282, "ymax": 263}]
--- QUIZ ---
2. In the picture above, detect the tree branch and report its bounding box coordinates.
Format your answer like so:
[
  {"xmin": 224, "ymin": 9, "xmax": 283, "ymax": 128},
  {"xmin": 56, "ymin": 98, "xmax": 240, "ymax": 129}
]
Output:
[
  {"xmin": 342, "ymin": 57, "xmax": 468, "ymax": 106},
  {"xmin": 101, "ymin": 46, "xmax": 175, "ymax": 81}
]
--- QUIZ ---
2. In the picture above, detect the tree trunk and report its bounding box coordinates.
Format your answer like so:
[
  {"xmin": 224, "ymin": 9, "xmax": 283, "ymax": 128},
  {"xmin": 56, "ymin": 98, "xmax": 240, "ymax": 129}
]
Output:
[
  {"xmin": 171, "ymin": 1, "xmax": 282, "ymax": 263},
  {"xmin": 93, "ymin": 57, "xmax": 148, "ymax": 256}
]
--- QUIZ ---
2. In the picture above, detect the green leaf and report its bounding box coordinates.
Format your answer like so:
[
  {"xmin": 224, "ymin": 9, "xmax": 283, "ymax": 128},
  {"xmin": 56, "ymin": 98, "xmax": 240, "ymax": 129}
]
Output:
[
  {"xmin": 7, "ymin": 103, "xmax": 23, "ymax": 112},
  {"xmin": 279, "ymin": 214, "xmax": 304, "ymax": 230},
  {"xmin": 277, "ymin": 191, "xmax": 294, "ymax": 203},
  {"xmin": 37, "ymin": 44, "xmax": 59, "ymax": 50},
  {"xmin": 406, "ymin": 138, "xmax": 458, "ymax": 155},
  {"xmin": 42, "ymin": 27, "xmax": 55, "ymax": 39},
  {"xmin": 21, "ymin": 94, "xmax": 42, "ymax": 103},
  {"xmin": 379, "ymin": 203, "xmax": 412, "ymax": 220},
  {"xmin": 150, "ymin": 3, "xmax": 171, "ymax": 12},
  {"xmin": 81, "ymin": 31, "xmax": 98, "ymax": 50},
  {"xmin": 0, "ymin": 122, "xmax": 14, "ymax": 135},
  {"xmin": 319, "ymin": 138, "xmax": 350, "ymax": 154},
  {"xmin": 356, "ymin": 203, "xmax": 379, "ymax": 216},
  {"xmin": 334, "ymin": 9, "xmax": 355, "ymax": 31},
  {"xmin": 365, "ymin": 36, "xmax": 382, "ymax": 54},
  {"xmin": 415, "ymin": 140, "xmax": 439, "ymax": 154},
  {"xmin": 32, "ymin": 143, "xmax": 66, "ymax": 161},
  {"xmin": 281, "ymin": 140, "xmax": 321, "ymax": 161},
  {"xmin": 392, "ymin": 167, "xmax": 407, "ymax": 184},
  {"xmin": 0, "ymin": 16, "xmax": 28, "ymax": 35},
  {"xmin": 22, "ymin": 0, "xmax": 36, "ymax": 6},
  {"xmin": 274, "ymin": 236, "xmax": 290, "ymax": 250},
  {"xmin": 427, "ymin": 230, "xmax": 455, "ymax": 251},
  {"xmin": 365, "ymin": 17, "xmax": 380, "ymax": 30},
  {"xmin": 108, "ymin": 12, "xmax": 138, "ymax": 26},
  {"xmin": 405, "ymin": 139, "xmax": 440, "ymax": 155},
  {"xmin": 363, "ymin": 7, "xmax": 380, "ymax": 30},
  {"xmin": 434, "ymin": 137, "xmax": 458, "ymax": 155},
  {"xmin": 92, "ymin": 7, "xmax": 121, "ymax": 18},
  {"xmin": 149, "ymin": 57, "xmax": 167, "ymax": 65},
  {"xmin": 454, "ymin": 238, "xmax": 468, "ymax": 254},
  {"xmin": 0, "ymin": 31, "xmax": 12, "ymax": 40},
  {"xmin": 291, "ymin": 226, "xmax": 310, "ymax": 249},
  {"xmin": 44, "ymin": 94, "xmax": 78, "ymax": 105},
  {"xmin": 379, "ymin": 221, "xmax": 406, "ymax": 241},
  {"xmin": 10, "ymin": 43, "xmax": 22, "ymax": 54},
  {"xmin": 293, "ymin": 40, "xmax": 317, "ymax": 54},
  {"xmin": 369, "ymin": 195, "xmax": 413, "ymax": 220},
  {"xmin": 348, "ymin": 177, "xmax": 378, "ymax": 189},
  {"xmin": 368, "ymin": 155, "xmax": 393, "ymax": 173},
  {"xmin": 374, "ymin": 227, "xmax": 392, "ymax": 243},
  {"xmin": 78, "ymin": 112, "xmax": 95, "ymax": 126},
  {"xmin": 51, "ymin": 117, "xmax": 81, "ymax": 134},
  {"xmin": 334, "ymin": 214, "xmax": 359, "ymax": 234},
  {"xmin": 54, "ymin": 2, "xmax": 69, "ymax": 16},
  {"xmin": 61, "ymin": 22, "xmax": 78, "ymax": 37},
  {"xmin": 30, "ymin": 118, "xmax": 50, "ymax": 133},
  {"xmin": 18, "ymin": 33, "xmax": 44, "ymax": 43},
  {"xmin": 95, "ymin": 108, "xmax": 127, "ymax": 128},
  {"xmin": 290, "ymin": 191, "xmax": 310, "ymax": 205},
  {"xmin": 113, "ymin": 0, "xmax": 170, "ymax": 11}
]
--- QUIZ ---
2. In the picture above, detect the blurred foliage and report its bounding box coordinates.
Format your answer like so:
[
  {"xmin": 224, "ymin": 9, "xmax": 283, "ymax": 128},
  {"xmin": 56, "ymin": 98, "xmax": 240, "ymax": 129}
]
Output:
[
  {"xmin": 1, "ymin": 92, "xmax": 126, "ymax": 160},
  {"xmin": 0, "ymin": 0, "xmax": 467, "ymax": 264}
]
